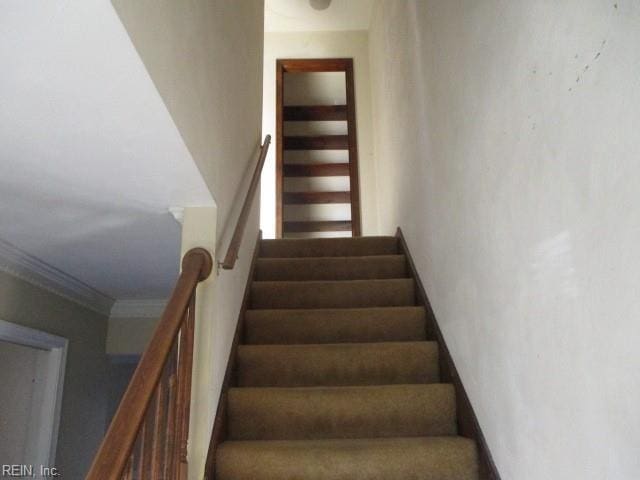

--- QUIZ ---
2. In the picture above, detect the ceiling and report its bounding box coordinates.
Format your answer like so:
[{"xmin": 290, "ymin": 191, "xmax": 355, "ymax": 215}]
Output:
[
  {"xmin": 0, "ymin": 1, "xmax": 214, "ymax": 310},
  {"xmin": 265, "ymin": 0, "xmax": 374, "ymax": 32}
]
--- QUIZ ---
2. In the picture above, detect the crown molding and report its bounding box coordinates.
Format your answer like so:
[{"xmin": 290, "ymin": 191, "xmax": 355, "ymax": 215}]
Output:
[
  {"xmin": 0, "ymin": 238, "xmax": 114, "ymax": 316},
  {"xmin": 110, "ymin": 299, "xmax": 167, "ymax": 319}
]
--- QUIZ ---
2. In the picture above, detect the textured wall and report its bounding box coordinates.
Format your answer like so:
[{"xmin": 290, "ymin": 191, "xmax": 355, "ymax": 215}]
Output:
[
  {"xmin": 368, "ymin": 1, "xmax": 640, "ymax": 478},
  {"xmin": 0, "ymin": 270, "xmax": 108, "ymax": 479}
]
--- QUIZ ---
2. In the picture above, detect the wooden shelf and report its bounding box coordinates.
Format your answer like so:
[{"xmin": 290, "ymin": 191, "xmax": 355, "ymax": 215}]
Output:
[
  {"xmin": 283, "ymin": 191, "xmax": 351, "ymax": 205},
  {"xmin": 284, "ymin": 135, "xmax": 349, "ymax": 150},
  {"xmin": 283, "ymin": 105, "xmax": 348, "ymax": 121},
  {"xmin": 283, "ymin": 163, "xmax": 350, "ymax": 177},
  {"xmin": 283, "ymin": 221, "xmax": 352, "ymax": 233}
]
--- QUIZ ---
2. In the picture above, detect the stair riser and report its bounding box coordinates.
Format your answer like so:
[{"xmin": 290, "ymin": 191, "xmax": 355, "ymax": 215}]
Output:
[
  {"xmin": 216, "ymin": 438, "xmax": 479, "ymax": 480},
  {"xmin": 251, "ymin": 279, "xmax": 416, "ymax": 309},
  {"xmin": 260, "ymin": 236, "xmax": 399, "ymax": 258},
  {"xmin": 227, "ymin": 385, "xmax": 456, "ymax": 441},
  {"xmin": 237, "ymin": 342, "xmax": 439, "ymax": 387},
  {"xmin": 254, "ymin": 255, "xmax": 407, "ymax": 281},
  {"xmin": 244, "ymin": 307, "xmax": 427, "ymax": 345}
]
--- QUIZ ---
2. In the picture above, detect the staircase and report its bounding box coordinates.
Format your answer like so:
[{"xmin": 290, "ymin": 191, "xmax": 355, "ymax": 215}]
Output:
[{"xmin": 214, "ymin": 236, "xmax": 479, "ymax": 479}]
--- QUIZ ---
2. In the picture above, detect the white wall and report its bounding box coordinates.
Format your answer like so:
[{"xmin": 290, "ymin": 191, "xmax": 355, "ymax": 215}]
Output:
[
  {"xmin": 261, "ymin": 30, "xmax": 379, "ymax": 237},
  {"xmin": 369, "ymin": 1, "xmax": 640, "ymax": 479}
]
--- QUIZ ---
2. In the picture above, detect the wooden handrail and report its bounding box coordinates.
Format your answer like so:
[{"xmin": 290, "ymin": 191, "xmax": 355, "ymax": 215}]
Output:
[
  {"xmin": 219, "ymin": 135, "xmax": 271, "ymax": 270},
  {"xmin": 86, "ymin": 247, "xmax": 213, "ymax": 480}
]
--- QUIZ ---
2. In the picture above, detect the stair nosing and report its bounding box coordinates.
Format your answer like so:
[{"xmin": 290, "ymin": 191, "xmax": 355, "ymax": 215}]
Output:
[
  {"xmin": 251, "ymin": 278, "xmax": 414, "ymax": 284},
  {"xmin": 238, "ymin": 340, "xmax": 436, "ymax": 348},
  {"xmin": 218, "ymin": 435, "xmax": 474, "ymax": 445},
  {"xmin": 256, "ymin": 254, "xmax": 406, "ymax": 261},
  {"xmin": 229, "ymin": 383, "xmax": 453, "ymax": 393},
  {"xmin": 245, "ymin": 305, "xmax": 426, "ymax": 312}
]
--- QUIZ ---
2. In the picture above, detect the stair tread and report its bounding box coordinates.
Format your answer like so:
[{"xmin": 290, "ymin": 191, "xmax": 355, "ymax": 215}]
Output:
[
  {"xmin": 251, "ymin": 278, "xmax": 416, "ymax": 309},
  {"xmin": 260, "ymin": 236, "xmax": 398, "ymax": 258},
  {"xmin": 254, "ymin": 255, "xmax": 408, "ymax": 281},
  {"xmin": 244, "ymin": 306, "xmax": 427, "ymax": 345},
  {"xmin": 216, "ymin": 436, "xmax": 479, "ymax": 480},
  {"xmin": 237, "ymin": 341, "xmax": 439, "ymax": 387},
  {"xmin": 227, "ymin": 384, "xmax": 456, "ymax": 441}
]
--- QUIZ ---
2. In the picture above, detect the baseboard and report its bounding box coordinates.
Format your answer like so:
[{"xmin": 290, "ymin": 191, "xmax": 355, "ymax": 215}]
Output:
[
  {"xmin": 203, "ymin": 232, "xmax": 262, "ymax": 480},
  {"xmin": 396, "ymin": 227, "xmax": 502, "ymax": 480}
]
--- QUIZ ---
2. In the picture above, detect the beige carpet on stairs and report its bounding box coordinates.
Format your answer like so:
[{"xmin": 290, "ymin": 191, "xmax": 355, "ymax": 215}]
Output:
[{"xmin": 216, "ymin": 236, "xmax": 479, "ymax": 480}]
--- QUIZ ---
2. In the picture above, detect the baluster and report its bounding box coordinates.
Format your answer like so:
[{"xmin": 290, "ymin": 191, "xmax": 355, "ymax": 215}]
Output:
[
  {"xmin": 174, "ymin": 329, "xmax": 185, "ymax": 478},
  {"xmin": 164, "ymin": 344, "xmax": 178, "ymax": 479},
  {"xmin": 135, "ymin": 421, "xmax": 146, "ymax": 479},
  {"xmin": 150, "ymin": 376, "xmax": 166, "ymax": 479},
  {"xmin": 158, "ymin": 343, "xmax": 176, "ymax": 479},
  {"xmin": 139, "ymin": 397, "xmax": 156, "ymax": 477},
  {"xmin": 130, "ymin": 432, "xmax": 143, "ymax": 480},
  {"xmin": 122, "ymin": 456, "xmax": 133, "ymax": 480},
  {"xmin": 175, "ymin": 293, "xmax": 196, "ymax": 479}
]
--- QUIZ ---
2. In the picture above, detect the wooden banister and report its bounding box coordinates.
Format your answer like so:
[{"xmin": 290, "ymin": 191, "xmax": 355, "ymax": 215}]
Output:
[
  {"xmin": 86, "ymin": 247, "xmax": 213, "ymax": 480},
  {"xmin": 219, "ymin": 135, "xmax": 271, "ymax": 270}
]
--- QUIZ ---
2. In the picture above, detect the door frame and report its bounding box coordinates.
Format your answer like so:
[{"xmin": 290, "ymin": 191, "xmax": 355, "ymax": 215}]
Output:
[
  {"xmin": 275, "ymin": 58, "xmax": 362, "ymax": 238},
  {"xmin": 0, "ymin": 319, "xmax": 68, "ymax": 466}
]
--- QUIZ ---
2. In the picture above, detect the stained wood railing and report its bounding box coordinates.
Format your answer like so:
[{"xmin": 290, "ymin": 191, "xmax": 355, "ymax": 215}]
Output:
[
  {"xmin": 86, "ymin": 248, "xmax": 213, "ymax": 480},
  {"xmin": 218, "ymin": 135, "xmax": 271, "ymax": 270}
]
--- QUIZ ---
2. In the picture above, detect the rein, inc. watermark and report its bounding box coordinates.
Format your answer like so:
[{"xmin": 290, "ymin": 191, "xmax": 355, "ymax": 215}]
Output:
[{"xmin": 1, "ymin": 465, "xmax": 60, "ymax": 478}]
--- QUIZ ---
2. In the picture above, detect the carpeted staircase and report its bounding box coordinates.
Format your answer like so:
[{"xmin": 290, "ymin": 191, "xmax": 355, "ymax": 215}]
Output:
[{"xmin": 215, "ymin": 236, "xmax": 479, "ymax": 480}]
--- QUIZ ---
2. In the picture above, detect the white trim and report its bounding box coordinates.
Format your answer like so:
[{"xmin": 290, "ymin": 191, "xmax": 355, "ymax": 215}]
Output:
[
  {"xmin": 0, "ymin": 238, "xmax": 114, "ymax": 316},
  {"xmin": 0, "ymin": 319, "xmax": 68, "ymax": 468},
  {"xmin": 110, "ymin": 299, "xmax": 167, "ymax": 318},
  {"xmin": 0, "ymin": 320, "xmax": 67, "ymax": 350}
]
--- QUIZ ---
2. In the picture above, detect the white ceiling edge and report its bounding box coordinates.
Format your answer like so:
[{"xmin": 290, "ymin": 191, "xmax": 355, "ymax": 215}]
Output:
[
  {"xmin": 0, "ymin": 238, "xmax": 114, "ymax": 316},
  {"xmin": 110, "ymin": 299, "xmax": 167, "ymax": 319}
]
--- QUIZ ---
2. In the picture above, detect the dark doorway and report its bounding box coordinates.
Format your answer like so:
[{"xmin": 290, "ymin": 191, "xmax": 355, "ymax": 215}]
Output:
[{"xmin": 276, "ymin": 58, "xmax": 361, "ymax": 238}]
